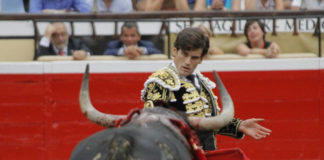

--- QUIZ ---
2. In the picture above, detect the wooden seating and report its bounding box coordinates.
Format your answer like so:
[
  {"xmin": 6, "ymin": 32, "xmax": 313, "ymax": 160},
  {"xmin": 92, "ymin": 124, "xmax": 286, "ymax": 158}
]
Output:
[
  {"xmin": 0, "ymin": 39, "xmax": 34, "ymax": 61},
  {"xmin": 206, "ymin": 53, "xmax": 317, "ymax": 60}
]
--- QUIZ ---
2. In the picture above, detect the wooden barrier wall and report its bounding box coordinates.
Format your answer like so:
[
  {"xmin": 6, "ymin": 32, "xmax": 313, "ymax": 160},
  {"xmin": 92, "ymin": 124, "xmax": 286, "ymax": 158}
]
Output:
[{"xmin": 0, "ymin": 59, "xmax": 323, "ymax": 160}]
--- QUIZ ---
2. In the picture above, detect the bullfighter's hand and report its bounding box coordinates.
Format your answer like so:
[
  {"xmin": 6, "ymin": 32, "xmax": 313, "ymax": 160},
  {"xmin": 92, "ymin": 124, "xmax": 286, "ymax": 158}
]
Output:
[{"xmin": 238, "ymin": 118, "xmax": 271, "ymax": 140}]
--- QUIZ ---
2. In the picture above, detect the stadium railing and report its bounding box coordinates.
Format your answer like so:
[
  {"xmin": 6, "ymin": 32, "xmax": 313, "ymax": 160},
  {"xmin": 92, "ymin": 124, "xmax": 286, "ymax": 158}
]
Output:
[{"xmin": 0, "ymin": 10, "xmax": 323, "ymax": 61}]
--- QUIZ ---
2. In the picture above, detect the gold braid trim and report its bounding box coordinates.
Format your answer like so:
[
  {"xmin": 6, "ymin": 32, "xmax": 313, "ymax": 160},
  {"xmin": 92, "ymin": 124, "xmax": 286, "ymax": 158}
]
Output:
[
  {"xmin": 141, "ymin": 67, "xmax": 181, "ymax": 101},
  {"xmin": 144, "ymin": 100, "xmax": 155, "ymax": 108},
  {"xmin": 215, "ymin": 118, "xmax": 244, "ymax": 139}
]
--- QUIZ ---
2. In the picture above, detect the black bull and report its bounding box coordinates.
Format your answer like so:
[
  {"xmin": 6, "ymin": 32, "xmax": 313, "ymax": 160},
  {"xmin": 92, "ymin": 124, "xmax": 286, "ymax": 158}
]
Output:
[{"xmin": 70, "ymin": 64, "xmax": 234, "ymax": 160}]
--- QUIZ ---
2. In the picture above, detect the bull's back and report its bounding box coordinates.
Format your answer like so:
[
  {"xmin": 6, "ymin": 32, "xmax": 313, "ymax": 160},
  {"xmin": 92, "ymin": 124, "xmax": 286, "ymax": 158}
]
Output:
[{"xmin": 70, "ymin": 122, "xmax": 192, "ymax": 160}]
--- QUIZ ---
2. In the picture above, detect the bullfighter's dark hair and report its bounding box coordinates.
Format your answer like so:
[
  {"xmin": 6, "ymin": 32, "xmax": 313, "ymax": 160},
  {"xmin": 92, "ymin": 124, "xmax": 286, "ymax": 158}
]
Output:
[{"xmin": 174, "ymin": 27, "xmax": 209, "ymax": 58}]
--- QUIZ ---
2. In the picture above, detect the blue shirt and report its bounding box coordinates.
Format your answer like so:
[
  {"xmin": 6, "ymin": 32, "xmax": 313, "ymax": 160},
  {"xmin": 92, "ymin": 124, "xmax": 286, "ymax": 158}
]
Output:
[
  {"xmin": 29, "ymin": 0, "xmax": 90, "ymax": 13},
  {"xmin": 208, "ymin": 0, "xmax": 233, "ymax": 10}
]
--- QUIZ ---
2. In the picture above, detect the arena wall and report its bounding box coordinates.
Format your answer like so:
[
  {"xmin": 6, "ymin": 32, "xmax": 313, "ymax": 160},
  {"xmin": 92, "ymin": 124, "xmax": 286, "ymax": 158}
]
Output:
[{"xmin": 0, "ymin": 58, "xmax": 323, "ymax": 159}]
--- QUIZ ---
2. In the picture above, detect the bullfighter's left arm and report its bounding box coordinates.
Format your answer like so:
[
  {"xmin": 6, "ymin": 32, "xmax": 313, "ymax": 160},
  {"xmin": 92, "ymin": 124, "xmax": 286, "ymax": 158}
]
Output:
[{"xmin": 216, "ymin": 118, "xmax": 244, "ymax": 139}]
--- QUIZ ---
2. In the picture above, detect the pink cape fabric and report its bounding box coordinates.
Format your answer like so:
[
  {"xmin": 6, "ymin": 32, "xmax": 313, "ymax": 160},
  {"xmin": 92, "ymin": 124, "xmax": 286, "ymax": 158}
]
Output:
[{"xmin": 206, "ymin": 148, "xmax": 250, "ymax": 160}]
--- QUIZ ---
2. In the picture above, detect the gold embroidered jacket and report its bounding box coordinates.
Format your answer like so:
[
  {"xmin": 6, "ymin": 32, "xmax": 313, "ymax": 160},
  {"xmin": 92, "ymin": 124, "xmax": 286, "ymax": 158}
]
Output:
[{"xmin": 141, "ymin": 64, "xmax": 243, "ymax": 150}]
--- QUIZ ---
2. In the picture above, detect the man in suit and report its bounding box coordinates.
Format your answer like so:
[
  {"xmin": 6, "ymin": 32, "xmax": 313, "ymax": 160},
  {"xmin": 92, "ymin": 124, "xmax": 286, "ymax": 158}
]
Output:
[
  {"xmin": 104, "ymin": 22, "xmax": 162, "ymax": 60},
  {"xmin": 34, "ymin": 22, "xmax": 91, "ymax": 60}
]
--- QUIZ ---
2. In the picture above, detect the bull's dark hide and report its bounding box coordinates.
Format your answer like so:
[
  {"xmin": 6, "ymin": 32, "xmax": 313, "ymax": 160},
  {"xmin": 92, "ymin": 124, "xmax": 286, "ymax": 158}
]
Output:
[{"xmin": 70, "ymin": 107, "xmax": 195, "ymax": 160}]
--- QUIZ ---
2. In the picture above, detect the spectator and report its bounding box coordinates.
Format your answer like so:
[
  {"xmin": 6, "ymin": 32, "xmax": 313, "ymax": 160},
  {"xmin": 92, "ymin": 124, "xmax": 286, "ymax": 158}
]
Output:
[
  {"xmin": 1, "ymin": 0, "xmax": 26, "ymax": 13},
  {"xmin": 207, "ymin": 0, "xmax": 233, "ymax": 10},
  {"xmin": 232, "ymin": 0, "xmax": 284, "ymax": 10},
  {"xmin": 29, "ymin": 0, "xmax": 90, "ymax": 13},
  {"xmin": 196, "ymin": 24, "xmax": 224, "ymax": 55},
  {"xmin": 135, "ymin": 0, "xmax": 175, "ymax": 11},
  {"xmin": 283, "ymin": 0, "xmax": 293, "ymax": 9},
  {"xmin": 291, "ymin": 0, "xmax": 324, "ymax": 10},
  {"xmin": 236, "ymin": 20, "xmax": 280, "ymax": 58},
  {"xmin": 136, "ymin": 0, "xmax": 207, "ymax": 11},
  {"xmin": 103, "ymin": 22, "xmax": 162, "ymax": 60},
  {"xmin": 86, "ymin": 0, "xmax": 133, "ymax": 13},
  {"xmin": 34, "ymin": 22, "xmax": 91, "ymax": 60}
]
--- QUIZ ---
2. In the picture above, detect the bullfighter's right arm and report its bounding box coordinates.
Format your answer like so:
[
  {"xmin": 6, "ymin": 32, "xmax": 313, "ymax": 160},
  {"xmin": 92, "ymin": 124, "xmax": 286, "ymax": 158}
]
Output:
[{"xmin": 142, "ymin": 82, "xmax": 170, "ymax": 108}]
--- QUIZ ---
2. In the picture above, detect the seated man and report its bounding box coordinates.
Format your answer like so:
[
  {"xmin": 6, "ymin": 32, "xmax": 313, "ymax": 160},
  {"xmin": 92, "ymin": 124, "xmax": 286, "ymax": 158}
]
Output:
[
  {"xmin": 103, "ymin": 22, "xmax": 162, "ymax": 60},
  {"xmin": 34, "ymin": 22, "xmax": 91, "ymax": 60}
]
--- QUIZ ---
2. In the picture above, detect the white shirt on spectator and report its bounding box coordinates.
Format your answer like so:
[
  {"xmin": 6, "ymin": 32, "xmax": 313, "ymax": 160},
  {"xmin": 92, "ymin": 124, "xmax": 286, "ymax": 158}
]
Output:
[
  {"xmin": 292, "ymin": 0, "xmax": 324, "ymax": 10},
  {"xmin": 86, "ymin": 0, "xmax": 133, "ymax": 13},
  {"xmin": 39, "ymin": 37, "xmax": 68, "ymax": 56},
  {"xmin": 256, "ymin": 0, "xmax": 276, "ymax": 10},
  {"xmin": 117, "ymin": 44, "xmax": 148, "ymax": 56}
]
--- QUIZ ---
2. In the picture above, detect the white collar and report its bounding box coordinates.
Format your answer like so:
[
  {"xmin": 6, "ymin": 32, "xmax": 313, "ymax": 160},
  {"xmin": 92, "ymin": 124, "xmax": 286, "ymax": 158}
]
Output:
[{"xmin": 170, "ymin": 62, "xmax": 198, "ymax": 79}]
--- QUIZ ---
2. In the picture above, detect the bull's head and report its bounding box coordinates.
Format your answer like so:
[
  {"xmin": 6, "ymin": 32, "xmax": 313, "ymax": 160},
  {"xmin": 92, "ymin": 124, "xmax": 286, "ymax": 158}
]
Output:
[{"xmin": 79, "ymin": 64, "xmax": 234, "ymax": 131}]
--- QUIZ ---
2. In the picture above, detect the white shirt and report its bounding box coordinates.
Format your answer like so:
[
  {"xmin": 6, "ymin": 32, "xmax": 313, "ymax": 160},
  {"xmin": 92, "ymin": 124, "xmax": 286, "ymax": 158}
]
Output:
[
  {"xmin": 171, "ymin": 62, "xmax": 201, "ymax": 90},
  {"xmin": 117, "ymin": 44, "xmax": 149, "ymax": 56},
  {"xmin": 86, "ymin": 0, "xmax": 133, "ymax": 13},
  {"xmin": 39, "ymin": 37, "xmax": 68, "ymax": 56},
  {"xmin": 292, "ymin": 0, "xmax": 324, "ymax": 10},
  {"xmin": 256, "ymin": 0, "xmax": 275, "ymax": 10}
]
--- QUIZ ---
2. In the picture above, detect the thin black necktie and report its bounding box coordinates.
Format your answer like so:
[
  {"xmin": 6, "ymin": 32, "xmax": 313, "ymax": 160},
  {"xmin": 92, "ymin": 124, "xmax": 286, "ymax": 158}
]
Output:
[
  {"xmin": 187, "ymin": 74, "xmax": 200, "ymax": 91},
  {"xmin": 186, "ymin": 74, "xmax": 195, "ymax": 83}
]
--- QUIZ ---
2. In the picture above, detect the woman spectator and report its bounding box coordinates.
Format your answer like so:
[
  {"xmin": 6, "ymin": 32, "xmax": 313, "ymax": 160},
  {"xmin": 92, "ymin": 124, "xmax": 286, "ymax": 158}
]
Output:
[{"xmin": 236, "ymin": 20, "xmax": 280, "ymax": 58}]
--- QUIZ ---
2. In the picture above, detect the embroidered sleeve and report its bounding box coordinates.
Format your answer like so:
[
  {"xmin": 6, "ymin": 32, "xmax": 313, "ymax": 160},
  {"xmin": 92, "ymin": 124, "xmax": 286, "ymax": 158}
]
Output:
[
  {"xmin": 215, "ymin": 118, "xmax": 244, "ymax": 139},
  {"xmin": 143, "ymin": 82, "xmax": 169, "ymax": 108}
]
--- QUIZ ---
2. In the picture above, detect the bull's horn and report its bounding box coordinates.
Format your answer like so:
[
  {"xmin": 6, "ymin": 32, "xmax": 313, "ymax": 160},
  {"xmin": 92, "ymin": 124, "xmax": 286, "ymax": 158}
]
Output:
[
  {"xmin": 189, "ymin": 71, "xmax": 234, "ymax": 130},
  {"xmin": 79, "ymin": 64, "xmax": 126, "ymax": 127}
]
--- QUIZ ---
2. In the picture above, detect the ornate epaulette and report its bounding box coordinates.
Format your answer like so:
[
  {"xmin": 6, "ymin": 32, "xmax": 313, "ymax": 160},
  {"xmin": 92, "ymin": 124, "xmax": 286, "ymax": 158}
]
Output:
[
  {"xmin": 141, "ymin": 67, "xmax": 181, "ymax": 100},
  {"xmin": 196, "ymin": 71, "xmax": 216, "ymax": 89}
]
